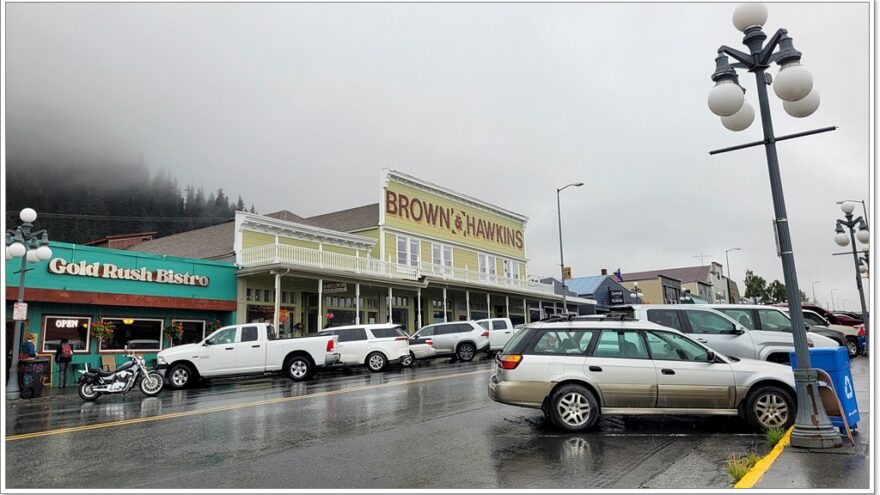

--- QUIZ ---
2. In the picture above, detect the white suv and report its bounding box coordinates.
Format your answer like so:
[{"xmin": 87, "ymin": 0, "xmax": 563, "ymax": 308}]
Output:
[
  {"xmin": 618, "ymin": 304, "xmax": 837, "ymax": 363},
  {"xmin": 316, "ymin": 324, "xmax": 410, "ymax": 372},
  {"xmin": 411, "ymin": 321, "xmax": 490, "ymax": 361},
  {"xmin": 489, "ymin": 317, "xmax": 797, "ymax": 432}
]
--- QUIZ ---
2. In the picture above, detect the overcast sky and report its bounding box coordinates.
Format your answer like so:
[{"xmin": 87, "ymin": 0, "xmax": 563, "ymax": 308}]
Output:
[{"xmin": 5, "ymin": 2, "xmax": 871, "ymax": 310}]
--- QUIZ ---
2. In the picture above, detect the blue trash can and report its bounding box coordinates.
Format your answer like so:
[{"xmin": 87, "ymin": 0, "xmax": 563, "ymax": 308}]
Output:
[{"xmin": 790, "ymin": 347, "xmax": 859, "ymax": 432}]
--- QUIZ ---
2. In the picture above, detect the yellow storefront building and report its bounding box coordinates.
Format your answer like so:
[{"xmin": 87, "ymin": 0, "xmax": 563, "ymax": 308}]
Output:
[{"xmin": 133, "ymin": 169, "xmax": 586, "ymax": 335}]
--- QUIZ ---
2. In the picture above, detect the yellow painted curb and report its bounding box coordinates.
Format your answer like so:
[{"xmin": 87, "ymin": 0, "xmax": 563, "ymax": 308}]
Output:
[
  {"xmin": 6, "ymin": 369, "xmax": 490, "ymax": 442},
  {"xmin": 734, "ymin": 426, "xmax": 793, "ymax": 488}
]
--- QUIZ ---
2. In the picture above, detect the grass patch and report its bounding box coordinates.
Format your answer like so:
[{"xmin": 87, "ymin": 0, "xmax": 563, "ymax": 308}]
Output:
[
  {"xmin": 726, "ymin": 451, "xmax": 762, "ymax": 482},
  {"xmin": 765, "ymin": 427, "xmax": 786, "ymax": 447}
]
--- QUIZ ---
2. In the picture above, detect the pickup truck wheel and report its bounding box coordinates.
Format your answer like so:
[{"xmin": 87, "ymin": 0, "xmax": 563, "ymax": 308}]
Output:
[
  {"xmin": 366, "ymin": 352, "xmax": 387, "ymax": 373},
  {"xmin": 456, "ymin": 342, "xmax": 476, "ymax": 362},
  {"xmin": 285, "ymin": 356, "xmax": 313, "ymax": 381},
  {"xmin": 846, "ymin": 338, "xmax": 860, "ymax": 358},
  {"xmin": 401, "ymin": 352, "xmax": 415, "ymax": 368},
  {"xmin": 168, "ymin": 364, "xmax": 193, "ymax": 389}
]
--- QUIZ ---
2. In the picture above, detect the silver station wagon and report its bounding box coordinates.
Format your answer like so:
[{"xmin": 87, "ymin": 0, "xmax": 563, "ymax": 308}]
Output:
[{"xmin": 488, "ymin": 316, "xmax": 797, "ymax": 432}]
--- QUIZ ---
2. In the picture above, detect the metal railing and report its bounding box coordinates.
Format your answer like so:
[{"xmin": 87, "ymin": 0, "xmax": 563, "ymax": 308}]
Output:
[{"xmin": 239, "ymin": 243, "xmax": 555, "ymax": 295}]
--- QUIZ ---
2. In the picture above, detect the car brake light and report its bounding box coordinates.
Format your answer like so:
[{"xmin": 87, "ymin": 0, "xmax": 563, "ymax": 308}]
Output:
[
  {"xmin": 497, "ymin": 354, "xmax": 523, "ymax": 369},
  {"xmin": 481, "ymin": 331, "xmax": 490, "ymax": 337},
  {"xmin": 395, "ymin": 336, "xmax": 408, "ymax": 341},
  {"xmin": 326, "ymin": 339, "xmax": 335, "ymax": 352},
  {"xmin": 858, "ymin": 327, "xmax": 865, "ymax": 337},
  {"xmin": 426, "ymin": 340, "xmax": 433, "ymax": 346}
]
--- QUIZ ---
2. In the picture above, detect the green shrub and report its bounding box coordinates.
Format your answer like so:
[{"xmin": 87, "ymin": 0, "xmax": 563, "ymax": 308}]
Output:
[{"xmin": 765, "ymin": 427, "xmax": 786, "ymax": 447}]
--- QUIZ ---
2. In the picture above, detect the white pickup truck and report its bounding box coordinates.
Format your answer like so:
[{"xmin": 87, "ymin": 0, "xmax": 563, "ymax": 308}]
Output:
[{"xmin": 157, "ymin": 323, "xmax": 340, "ymax": 389}]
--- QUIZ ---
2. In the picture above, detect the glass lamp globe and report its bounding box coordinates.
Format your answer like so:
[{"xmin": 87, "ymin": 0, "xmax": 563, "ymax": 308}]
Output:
[
  {"xmin": 19, "ymin": 208, "xmax": 37, "ymax": 223},
  {"xmin": 834, "ymin": 232, "xmax": 850, "ymax": 247},
  {"xmin": 732, "ymin": 3, "xmax": 768, "ymax": 32},
  {"xmin": 859, "ymin": 263, "xmax": 868, "ymax": 274},
  {"xmin": 26, "ymin": 250, "xmax": 39, "ymax": 263},
  {"xmin": 721, "ymin": 101, "xmax": 755, "ymax": 131},
  {"xmin": 856, "ymin": 229, "xmax": 870, "ymax": 244},
  {"xmin": 783, "ymin": 89, "xmax": 819, "ymax": 118},
  {"xmin": 8, "ymin": 242, "xmax": 26, "ymax": 258},
  {"xmin": 840, "ymin": 202, "xmax": 856, "ymax": 214},
  {"xmin": 36, "ymin": 245, "xmax": 53, "ymax": 261},
  {"xmin": 773, "ymin": 64, "xmax": 814, "ymax": 102},
  {"xmin": 708, "ymin": 81, "xmax": 745, "ymax": 117}
]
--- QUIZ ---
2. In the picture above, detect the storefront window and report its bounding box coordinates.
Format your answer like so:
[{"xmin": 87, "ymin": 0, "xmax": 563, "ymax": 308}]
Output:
[
  {"xmin": 247, "ymin": 305, "xmax": 275, "ymax": 323},
  {"xmin": 171, "ymin": 320, "xmax": 206, "ymax": 345},
  {"xmin": 326, "ymin": 310, "xmax": 356, "ymax": 327},
  {"xmin": 391, "ymin": 308, "xmax": 409, "ymax": 332},
  {"xmin": 101, "ymin": 318, "xmax": 163, "ymax": 352},
  {"xmin": 42, "ymin": 316, "xmax": 90, "ymax": 353}
]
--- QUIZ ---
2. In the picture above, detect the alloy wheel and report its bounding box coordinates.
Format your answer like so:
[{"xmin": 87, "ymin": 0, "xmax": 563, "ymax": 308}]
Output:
[
  {"xmin": 556, "ymin": 392, "xmax": 591, "ymax": 427},
  {"xmin": 369, "ymin": 354, "xmax": 385, "ymax": 370},
  {"xmin": 171, "ymin": 368, "xmax": 189, "ymax": 387},
  {"xmin": 458, "ymin": 345, "xmax": 475, "ymax": 360},
  {"xmin": 754, "ymin": 392, "xmax": 790, "ymax": 428},
  {"xmin": 290, "ymin": 360, "xmax": 309, "ymax": 379},
  {"xmin": 847, "ymin": 340, "xmax": 859, "ymax": 357}
]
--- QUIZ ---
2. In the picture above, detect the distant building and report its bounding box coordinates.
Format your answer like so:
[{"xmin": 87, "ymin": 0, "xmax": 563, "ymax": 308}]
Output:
[
  {"xmin": 618, "ymin": 262, "xmax": 740, "ymax": 304},
  {"xmin": 83, "ymin": 231, "xmax": 157, "ymax": 250},
  {"xmin": 565, "ymin": 272, "xmax": 642, "ymax": 312}
]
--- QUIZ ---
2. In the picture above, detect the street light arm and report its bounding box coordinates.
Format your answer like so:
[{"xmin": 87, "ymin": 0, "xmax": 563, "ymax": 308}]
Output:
[
  {"xmin": 757, "ymin": 28, "xmax": 788, "ymax": 66},
  {"xmin": 718, "ymin": 46, "xmax": 755, "ymax": 67}
]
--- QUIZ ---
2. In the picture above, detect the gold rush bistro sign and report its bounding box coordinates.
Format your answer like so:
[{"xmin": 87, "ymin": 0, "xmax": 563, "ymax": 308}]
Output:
[
  {"xmin": 48, "ymin": 258, "xmax": 210, "ymax": 287},
  {"xmin": 385, "ymin": 183, "xmax": 525, "ymax": 256}
]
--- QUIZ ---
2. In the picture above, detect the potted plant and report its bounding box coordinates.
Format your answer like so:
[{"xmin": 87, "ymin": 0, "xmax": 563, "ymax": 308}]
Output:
[
  {"xmin": 164, "ymin": 322, "xmax": 184, "ymax": 346},
  {"xmin": 90, "ymin": 321, "xmax": 116, "ymax": 345},
  {"xmin": 207, "ymin": 319, "xmax": 222, "ymax": 334}
]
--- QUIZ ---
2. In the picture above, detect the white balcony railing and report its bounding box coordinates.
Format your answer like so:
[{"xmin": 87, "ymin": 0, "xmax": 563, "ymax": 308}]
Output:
[{"xmin": 239, "ymin": 243, "xmax": 555, "ymax": 295}]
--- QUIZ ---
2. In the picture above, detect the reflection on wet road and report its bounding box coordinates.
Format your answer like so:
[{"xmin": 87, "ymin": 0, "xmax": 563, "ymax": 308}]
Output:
[{"xmin": 5, "ymin": 356, "xmax": 763, "ymax": 489}]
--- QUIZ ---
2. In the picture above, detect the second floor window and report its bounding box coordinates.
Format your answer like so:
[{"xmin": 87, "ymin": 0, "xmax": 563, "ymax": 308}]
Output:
[
  {"xmin": 479, "ymin": 253, "xmax": 497, "ymax": 275},
  {"xmin": 503, "ymin": 259, "xmax": 520, "ymax": 279},
  {"xmin": 396, "ymin": 235, "xmax": 420, "ymax": 266},
  {"xmin": 432, "ymin": 243, "xmax": 452, "ymax": 267}
]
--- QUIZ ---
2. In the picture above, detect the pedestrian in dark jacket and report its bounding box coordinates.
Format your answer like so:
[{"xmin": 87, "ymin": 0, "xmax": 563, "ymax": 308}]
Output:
[{"xmin": 55, "ymin": 338, "xmax": 74, "ymax": 388}]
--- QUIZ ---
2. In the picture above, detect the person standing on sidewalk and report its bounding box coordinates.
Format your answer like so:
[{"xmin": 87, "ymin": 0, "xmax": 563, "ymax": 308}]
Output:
[{"xmin": 55, "ymin": 338, "xmax": 73, "ymax": 388}]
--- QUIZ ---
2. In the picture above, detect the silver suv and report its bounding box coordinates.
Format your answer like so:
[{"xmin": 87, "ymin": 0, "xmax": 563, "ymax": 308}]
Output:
[
  {"xmin": 411, "ymin": 321, "xmax": 490, "ymax": 361},
  {"xmin": 488, "ymin": 317, "xmax": 797, "ymax": 432}
]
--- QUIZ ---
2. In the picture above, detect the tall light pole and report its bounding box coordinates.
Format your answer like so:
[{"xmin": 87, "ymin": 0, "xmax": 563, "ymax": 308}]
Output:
[
  {"xmin": 834, "ymin": 201, "xmax": 870, "ymax": 350},
  {"xmin": 556, "ymin": 182, "xmax": 583, "ymax": 315},
  {"xmin": 5, "ymin": 208, "xmax": 53, "ymax": 400},
  {"xmin": 725, "ymin": 247, "xmax": 741, "ymax": 302},
  {"xmin": 706, "ymin": 4, "xmax": 841, "ymax": 448},
  {"xmin": 830, "ymin": 288, "xmax": 838, "ymax": 311},
  {"xmin": 810, "ymin": 280, "xmax": 821, "ymax": 305}
]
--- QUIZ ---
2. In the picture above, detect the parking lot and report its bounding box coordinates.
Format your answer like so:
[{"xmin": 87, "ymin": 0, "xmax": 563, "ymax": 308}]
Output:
[{"xmin": 4, "ymin": 354, "xmax": 785, "ymax": 489}]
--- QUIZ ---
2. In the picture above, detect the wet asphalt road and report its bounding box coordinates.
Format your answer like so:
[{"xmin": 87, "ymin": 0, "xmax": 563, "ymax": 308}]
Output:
[{"xmin": 5, "ymin": 355, "xmax": 766, "ymax": 489}]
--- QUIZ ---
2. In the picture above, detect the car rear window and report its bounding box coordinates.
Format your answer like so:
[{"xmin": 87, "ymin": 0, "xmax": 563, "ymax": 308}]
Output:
[
  {"xmin": 370, "ymin": 327, "xmax": 405, "ymax": 339},
  {"xmin": 478, "ymin": 321, "xmax": 491, "ymax": 330},
  {"xmin": 501, "ymin": 326, "xmax": 534, "ymax": 354}
]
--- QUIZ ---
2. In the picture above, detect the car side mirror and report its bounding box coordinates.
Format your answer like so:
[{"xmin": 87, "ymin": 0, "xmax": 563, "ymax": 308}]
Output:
[
  {"xmin": 706, "ymin": 350, "xmax": 716, "ymax": 362},
  {"xmin": 733, "ymin": 327, "xmax": 745, "ymax": 335}
]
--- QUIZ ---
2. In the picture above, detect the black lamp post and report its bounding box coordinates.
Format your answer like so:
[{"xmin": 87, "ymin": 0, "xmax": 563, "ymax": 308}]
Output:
[
  {"xmin": 556, "ymin": 182, "xmax": 583, "ymax": 315},
  {"xmin": 5, "ymin": 208, "xmax": 53, "ymax": 400},
  {"xmin": 706, "ymin": 3, "xmax": 841, "ymax": 448},
  {"xmin": 833, "ymin": 201, "xmax": 870, "ymax": 351}
]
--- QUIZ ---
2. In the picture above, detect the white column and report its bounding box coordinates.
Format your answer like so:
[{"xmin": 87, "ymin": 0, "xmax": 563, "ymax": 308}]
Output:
[
  {"xmin": 486, "ymin": 293, "xmax": 491, "ymax": 318},
  {"xmin": 523, "ymin": 298, "xmax": 527, "ymax": 322},
  {"xmin": 505, "ymin": 296, "xmax": 510, "ymax": 318},
  {"xmin": 318, "ymin": 279, "xmax": 323, "ymax": 332},
  {"xmin": 273, "ymin": 272, "xmax": 282, "ymax": 332},
  {"xmin": 466, "ymin": 290, "xmax": 471, "ymax": 320},
  {"xmin": 388, "ymin": 287, "xmax": 393, "ymax": 323},
  {"xmin": 355, "ymin": 283, "xmax": 361, "ymax": 325},
  {"xmin": 554, "ymin": 302, "xmax": 558, "ymax": 315},
  {"xmin": 417, "ymin": 288, "xmax": 422, "ymax": 330},
  {"xmin": 443, "ymin": 287, "xmax": 448, "ymax": 323}
]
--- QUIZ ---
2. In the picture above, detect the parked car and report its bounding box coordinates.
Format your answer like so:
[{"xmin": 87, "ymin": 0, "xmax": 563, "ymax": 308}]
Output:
[
  {"xmin": 477, "ymin": 317, "xmax": 516, "ymax": 353},
  {"xmin": 488, "ymin": 317, "xmax": 797, "ymax": 432},
  {"xmin": 706, "ymin": 304, "xmax": 850, "ymax": 356},
  {"xmin": 316, "ymin": 324, "xmax": 410, "ymax": 372},
  {"xmin": 800, "ymin": 309, "xmax": 865, "ymax": 357},
  {"xmin": 410, "ymin": 321, "xmax": 490, "ymax": 361},
  {"xmin": 157, "ymin": 323, "xmax": 340, "ymax": 388},
  {"xmin": 616, "ymin": 304, "xmax": 837, "ymax": 363},
  {"xmin": 401, "ymin": 333, "xmax": 436, "ymax": 367},
  {"xmin": 777, "ymin": 304, "xmax": 863, "ymax": 327}
]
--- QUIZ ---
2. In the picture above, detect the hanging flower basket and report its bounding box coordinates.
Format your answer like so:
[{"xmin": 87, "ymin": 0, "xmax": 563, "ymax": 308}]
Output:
[
  {"xmin": 90, "ymin": 321, "xmax": 116, "ymax": 343},
  {"xmin": 164, "ymin": 322, "xmax": 184, "ymax": 341},
  {"xmin": 207, "ymin": 319, "xmax": 222, "ymax": 333}
]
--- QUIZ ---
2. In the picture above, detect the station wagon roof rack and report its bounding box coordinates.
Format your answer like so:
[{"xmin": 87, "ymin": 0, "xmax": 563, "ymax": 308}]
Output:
[{"xmin": 538, "ymin": 313, "xmax": 637, "ymax": 323}]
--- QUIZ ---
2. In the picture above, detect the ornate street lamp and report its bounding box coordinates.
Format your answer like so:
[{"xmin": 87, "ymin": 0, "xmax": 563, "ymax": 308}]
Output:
[
  {"xmin": 706, "ymin": 4, "xmax": 841, "ymax": 448},
  {"xmin": 630, "ymin": 282, "xmax": 644, "ymax": 303},
  {"xmin": 5, "ymin": 208, "xmax": 53, "ymax": 400},
  {"xmin": 556, "ymin": 182, "xmax": 583, "ymax": 315},
  {"xmin": 834, "ymin": 201, "xmax": 870, "ymax": 351}
]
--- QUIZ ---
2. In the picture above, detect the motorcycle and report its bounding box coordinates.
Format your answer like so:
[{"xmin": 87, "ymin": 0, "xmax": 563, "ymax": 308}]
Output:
[{"xmin": 77, "ymin": 348, "xmax": 165, "ymax": 401}]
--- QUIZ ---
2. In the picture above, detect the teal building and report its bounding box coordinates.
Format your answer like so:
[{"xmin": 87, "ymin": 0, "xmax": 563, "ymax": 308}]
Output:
[{"xmin": 5, "ymin": 242, "xmax": 237, "ymax": 387}]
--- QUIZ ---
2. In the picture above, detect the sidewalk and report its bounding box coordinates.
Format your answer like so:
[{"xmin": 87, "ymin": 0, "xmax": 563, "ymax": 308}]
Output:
[{"xmin": 754, "ymin": 355, "xmax": 871, "ymax": 489}]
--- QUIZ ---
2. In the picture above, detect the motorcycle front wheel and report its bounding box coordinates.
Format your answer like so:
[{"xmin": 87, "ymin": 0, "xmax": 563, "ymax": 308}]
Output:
[
  {"xmin": 140, "ymin": 372, "xmax": 164, "ymax": 396},
  {"xmin": 78, "ymin": 382, "xmax": 101, "ymax": 401}
]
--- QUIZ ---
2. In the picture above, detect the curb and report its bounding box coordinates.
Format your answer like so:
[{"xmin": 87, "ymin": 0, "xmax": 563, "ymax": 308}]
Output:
[{"xmin": 734, "ymin": 426, "xmax": 793, "ymax": 489}]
